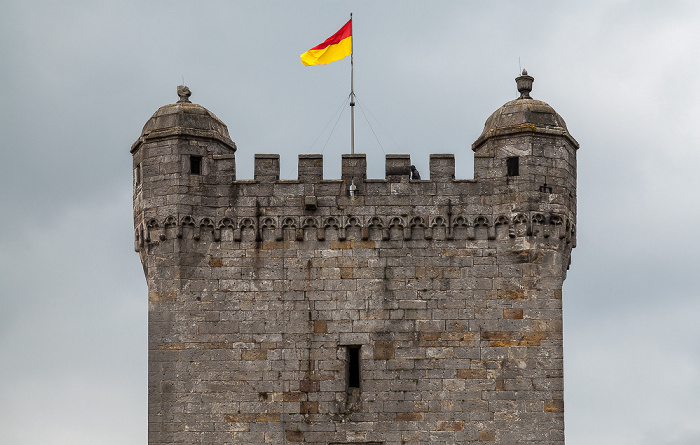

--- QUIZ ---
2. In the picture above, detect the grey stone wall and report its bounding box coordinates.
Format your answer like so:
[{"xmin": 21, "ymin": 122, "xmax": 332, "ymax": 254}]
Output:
[{"xmin": 132, "ymin": 84, "xmax": 577, "ymax": 444}]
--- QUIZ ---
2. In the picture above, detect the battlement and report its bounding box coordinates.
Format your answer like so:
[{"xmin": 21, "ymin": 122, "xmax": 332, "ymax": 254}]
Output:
[
  {"xmin": 255, "ymin": 153, "xmax": 454, "ymax": 183},
  {"xmin": 208, "ymin": 150, "xmax": 571, "ymax": 186},
  {"xmin": 212, "ymin": 153, "xmax": 456, "ymax": 183},
  {"xmin": 134, "ymin": 149, "xmax": 576, "ymax": 253},
  {"xmin": 252, "ymin": 153, "xmax": 457, "ymax": 183}
]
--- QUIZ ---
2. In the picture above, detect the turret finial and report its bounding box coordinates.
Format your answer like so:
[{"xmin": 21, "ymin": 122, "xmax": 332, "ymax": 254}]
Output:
[
  {"xmin": 177, "ymin": 85, "xmax": 192, "ymax": 103},
  {"xmin": 515, "ymin": 70, "xmax": 534, "ymax": 99}
]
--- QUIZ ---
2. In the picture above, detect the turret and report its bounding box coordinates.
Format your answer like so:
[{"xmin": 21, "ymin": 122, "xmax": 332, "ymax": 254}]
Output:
[
  {"xmin": 131, "ymin": 86, "xmax": 236, "ymax": 279},
  {"xmin": 472, "ymin": 70, "xmax": 578, "ymax": 272},
  {"xmin": 474, "ymin": 70, "xmax": 577, "ymax": 192}
]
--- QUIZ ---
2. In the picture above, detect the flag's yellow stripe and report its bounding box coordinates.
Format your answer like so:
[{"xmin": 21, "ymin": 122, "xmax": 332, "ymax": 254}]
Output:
[{"xmin": 300, "ymin": 36, "xmax": 352, "ymax": 66}]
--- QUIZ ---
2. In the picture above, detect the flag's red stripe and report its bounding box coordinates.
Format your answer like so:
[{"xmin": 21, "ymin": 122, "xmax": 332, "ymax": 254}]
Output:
[{"xmin": 308, "ymin": 19, "xmax": 352, "ymax": 51}]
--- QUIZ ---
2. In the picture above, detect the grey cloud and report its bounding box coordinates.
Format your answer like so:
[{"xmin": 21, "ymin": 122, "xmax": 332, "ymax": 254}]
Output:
[{"xmin": 2, "ymin": 1, "xmax": 699, "ymax": 444}]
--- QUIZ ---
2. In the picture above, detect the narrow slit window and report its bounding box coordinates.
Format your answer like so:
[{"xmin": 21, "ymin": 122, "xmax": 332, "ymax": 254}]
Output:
[
  {"xmin": 347, "ymin": 346, "xmax": 361, "ymax": 389},
  {"xmin": 507, "ymin": 156, "xmax": 519, "ymax": 177},
  {"xmin": 190, "ymin": 156, "xmax": 202, "ymax": 175},
  {"xmin": 135, "ymin": 164, "xmax": 141, "ymax": 185}
]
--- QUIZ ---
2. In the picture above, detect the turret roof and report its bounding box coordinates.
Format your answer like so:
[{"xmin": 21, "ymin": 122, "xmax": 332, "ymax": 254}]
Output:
[
  {"xmin": 472, "ymin": 71, "xmax": 578, "ymax": 150},
  {"xmin": 131, "ymin": 86, "xmax": 236, "ymax": 153}
]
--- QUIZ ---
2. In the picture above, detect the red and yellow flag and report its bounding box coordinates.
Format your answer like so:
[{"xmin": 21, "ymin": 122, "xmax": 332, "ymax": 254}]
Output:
[{"xmin": 300, "ymin": 19, "xmax": 352, "ymax": 66}]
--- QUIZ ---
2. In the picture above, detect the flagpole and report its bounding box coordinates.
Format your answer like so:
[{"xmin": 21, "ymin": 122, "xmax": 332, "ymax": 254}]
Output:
[{"xmin": 350, "ymin": 12, "xmax": 355, "ymax": 155}]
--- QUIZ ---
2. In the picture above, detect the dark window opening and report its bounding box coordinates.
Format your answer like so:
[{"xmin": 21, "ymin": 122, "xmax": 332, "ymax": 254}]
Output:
[
  {"xmin": 347, "ymin": 346, "xmax": 361, "ymax": 388},
  {"xmin": 507, "ymin": 157, "xmax": 519, "ymax": 176},
  {"xmin": 135, "ymin": 164, "xmax": 141, "ymax": 184},
  {"xmin": 190, "ymin": 156, "xmax": 202, "ymax": 175}
]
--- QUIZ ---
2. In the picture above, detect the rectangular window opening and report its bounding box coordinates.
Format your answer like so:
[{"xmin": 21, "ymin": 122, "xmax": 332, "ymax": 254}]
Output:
[
  {"xmin": 190, "ymin": 156, "xmax": 202, "ymax": 175},
  {"xmin": 507, "ymin": 156, "xmax": 519, "ymax": 177},
  {"xmin": 347, "ymin": 345, "xmax": 361, "ymax": 389},
  {"xmin": 135, "ymin": 164, "xmax": 141, "ymax": 184}
]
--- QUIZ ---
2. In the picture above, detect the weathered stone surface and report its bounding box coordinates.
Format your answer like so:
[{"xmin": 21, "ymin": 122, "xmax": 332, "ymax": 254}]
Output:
[{"xmin": 133, "ymin": 77, "xmax": 577, "ymax": 444}]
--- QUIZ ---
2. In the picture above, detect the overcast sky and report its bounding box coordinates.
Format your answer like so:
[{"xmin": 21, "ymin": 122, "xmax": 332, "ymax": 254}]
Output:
[{"xmin": 1, "ymin": 1, "xmax": 699, "ymax": 444}]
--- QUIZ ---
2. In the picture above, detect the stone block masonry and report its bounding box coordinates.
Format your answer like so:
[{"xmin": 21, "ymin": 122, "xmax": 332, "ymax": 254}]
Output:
[{"xmin": 133, "ymin": 71, "xmax": 578, "ymax": 444}]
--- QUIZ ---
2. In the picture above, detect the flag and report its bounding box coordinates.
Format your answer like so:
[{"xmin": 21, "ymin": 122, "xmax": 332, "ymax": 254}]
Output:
[{"xmin": 300, "ymin": 19, "xmax": 352, "ymax": 66}]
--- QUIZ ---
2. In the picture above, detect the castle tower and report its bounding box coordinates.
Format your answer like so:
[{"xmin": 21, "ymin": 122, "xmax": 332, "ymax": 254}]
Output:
[
  {"xmin": 132, "ymin": 72, "xmax": 577, "ymax": 444},
  {"xmin": 471, "ymin": 70, "xmax": 578, "ymax": 277},
  {"xmin": 131, "ymin": 85, "xmax": 237, "ymax": 290}
]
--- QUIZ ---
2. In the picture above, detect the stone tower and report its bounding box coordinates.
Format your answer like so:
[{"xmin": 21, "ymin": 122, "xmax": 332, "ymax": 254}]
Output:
[{"xmin": 132, "ymin": 71, "xmax": 578, "ymax": 444}]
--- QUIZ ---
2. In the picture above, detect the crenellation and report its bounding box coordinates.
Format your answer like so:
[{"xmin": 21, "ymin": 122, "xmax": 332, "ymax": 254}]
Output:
[
  {"xmin": 384, "ymin": 154, "xmax": 411, "ymax": 181},
  {"xmin": 341, "ymin": 153, "xmax": 367, "ymax": 191},
  {"xmin": 429, "ymin": 153, "xmax": 456, "ymax": 182},
  {"xmin": 254, "ymin": 154, "xmax": 280, "ymax": 182},
  {"xmin": 298, "ymin": 154, "xmax": 324, "ymax": 182}
]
